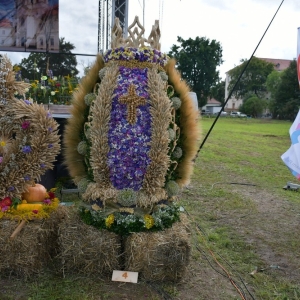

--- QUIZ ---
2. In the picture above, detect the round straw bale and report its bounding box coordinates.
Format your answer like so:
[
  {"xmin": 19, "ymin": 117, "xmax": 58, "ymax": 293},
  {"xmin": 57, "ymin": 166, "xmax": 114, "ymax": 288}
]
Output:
[
  {"xmin": 57, "ymin": 207, "xmax": 122, "ymax": 277},
  {"xmin": 124, "ymin": 214, "xmax": 191, "ymax": 282}
]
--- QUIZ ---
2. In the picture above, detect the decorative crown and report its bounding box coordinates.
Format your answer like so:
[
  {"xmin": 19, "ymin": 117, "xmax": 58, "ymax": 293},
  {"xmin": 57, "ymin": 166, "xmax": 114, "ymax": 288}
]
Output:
[{"xmin": 111, "ymin": 16, "xmax": 161, "ymax": 50}]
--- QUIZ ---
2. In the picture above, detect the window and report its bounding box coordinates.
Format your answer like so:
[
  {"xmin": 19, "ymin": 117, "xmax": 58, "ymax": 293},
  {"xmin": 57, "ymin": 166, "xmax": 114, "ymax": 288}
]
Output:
[
  {"xmin": 50, "ymin": 37, "xmax": 54, "ymax": 46},
  {"xmin": 40, "ymin": 38, "xmax": 43, "ymax": 46}
]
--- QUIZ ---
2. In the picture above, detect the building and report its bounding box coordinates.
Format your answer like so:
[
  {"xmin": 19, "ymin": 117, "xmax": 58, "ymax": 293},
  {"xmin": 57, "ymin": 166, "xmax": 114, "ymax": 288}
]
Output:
[
  {"xmin": 201, "ymin": 98, "xmax": 222, "ymax": 114},
  {"xmin": 14, "ymin": 0, "xmax": 59, "ymax": 51},
  {"xmin": 225, "ymin": 58, "xmax": 292, "ymax": 111},
  {"xmin": 0, "ymin": 19, "xmax": 14, "ymax": 47}
]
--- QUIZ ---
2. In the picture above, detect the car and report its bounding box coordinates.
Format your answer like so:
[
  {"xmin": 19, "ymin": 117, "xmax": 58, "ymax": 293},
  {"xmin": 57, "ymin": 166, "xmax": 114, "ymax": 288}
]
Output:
[{"xmin": 230, "ymin": 111, "xmax": 247, "ymax": 118}]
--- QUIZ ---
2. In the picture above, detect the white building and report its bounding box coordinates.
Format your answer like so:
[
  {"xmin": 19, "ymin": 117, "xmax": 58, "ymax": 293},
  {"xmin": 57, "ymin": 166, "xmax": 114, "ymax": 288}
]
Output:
[
  {"xmin": 14, "ymin": 0, "xmax": 59, "ymax": 51},
  {"xmin": 225, "ymin": 58, "xmax": 292, "ymax": 112},
  {"xmin": 0, "ymin": 19, "xmax": 14, "ymax": 47}
]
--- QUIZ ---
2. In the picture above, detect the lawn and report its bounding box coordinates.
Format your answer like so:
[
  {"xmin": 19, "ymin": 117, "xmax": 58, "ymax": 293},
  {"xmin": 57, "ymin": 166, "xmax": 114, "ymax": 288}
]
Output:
[{"xmin": 1, "ymin": 117, "xmax": 300, "ymax": 300}]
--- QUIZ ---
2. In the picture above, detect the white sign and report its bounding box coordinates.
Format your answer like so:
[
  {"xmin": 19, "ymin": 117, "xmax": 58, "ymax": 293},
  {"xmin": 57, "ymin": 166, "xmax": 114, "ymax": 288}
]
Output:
[{"xmin": 112, "ymin": 270, "xmax": 139, "ymax": 283}]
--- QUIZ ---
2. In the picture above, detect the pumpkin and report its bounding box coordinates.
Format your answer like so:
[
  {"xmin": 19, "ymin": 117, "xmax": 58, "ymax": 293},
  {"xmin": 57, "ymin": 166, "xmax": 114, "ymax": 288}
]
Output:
[{"xmin": 21, "ymin": 183, "xmax": 47, "ymax": 203}]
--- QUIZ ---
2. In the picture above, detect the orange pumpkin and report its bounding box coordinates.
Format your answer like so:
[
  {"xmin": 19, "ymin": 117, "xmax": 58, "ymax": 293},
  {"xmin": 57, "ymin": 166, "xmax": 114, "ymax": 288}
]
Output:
[{"xmin": 22, "ymin": 183, "xmax": 47, "ymax": 203}]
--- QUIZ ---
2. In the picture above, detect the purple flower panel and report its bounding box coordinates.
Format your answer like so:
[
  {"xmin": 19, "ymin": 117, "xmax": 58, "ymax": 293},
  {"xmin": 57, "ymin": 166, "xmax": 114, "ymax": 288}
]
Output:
[{"xmin": 107, "ymin": 67, "xmax": 152, "ymax": 190}]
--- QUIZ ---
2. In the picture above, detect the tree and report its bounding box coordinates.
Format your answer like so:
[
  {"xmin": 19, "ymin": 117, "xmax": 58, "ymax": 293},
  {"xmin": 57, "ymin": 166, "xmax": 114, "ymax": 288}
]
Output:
[
  {"xmin": 266, "ymin": 70, "xmax": 283, "ymax": 100},
  {"xmin": 240, "ymin": 95, "xmax": 267, "ymax": 117},
  {"xmin": 228, "ymin": 57, "xmax": 274, "ymax": 99},
  {"xmin": 210, "ymin": 80, "xmax": 225, "ymax": 104},
  {"xmin": 168, "ymin": 36, "xmax": 223, "ymax": 107},
  {"xmin": 19, "ymin": 38, "xmax": 79, "ymax": 80},
  {"xmin": 272, "ymin": 60, "xmax": 300, "ymax": 120}
]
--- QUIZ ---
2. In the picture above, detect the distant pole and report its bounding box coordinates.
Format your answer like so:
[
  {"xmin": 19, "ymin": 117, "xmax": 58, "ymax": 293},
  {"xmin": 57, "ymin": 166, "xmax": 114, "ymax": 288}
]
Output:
[{"xmin": 143, "ymin": 0, "xmax": 145, "ymax": 27}]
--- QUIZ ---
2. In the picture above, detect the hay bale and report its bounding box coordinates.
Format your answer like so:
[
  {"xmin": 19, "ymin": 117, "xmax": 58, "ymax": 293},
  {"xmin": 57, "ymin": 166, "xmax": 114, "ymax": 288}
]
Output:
[
  {"xmin": 124, "ymin": 214, "xmax": 191, "ymax": 282},
  {"xmin": 58, "ymin": 208, "xmax": 122, "ymax": 277},
  {"xmin": 0, "ymin": 206, "xmax": 66, "ymax": 279}
]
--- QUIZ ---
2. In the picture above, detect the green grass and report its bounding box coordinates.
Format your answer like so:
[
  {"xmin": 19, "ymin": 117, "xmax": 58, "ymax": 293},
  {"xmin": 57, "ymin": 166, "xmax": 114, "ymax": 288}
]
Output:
[{"xmin": 177, "ymin": 117, "xmax": 300, "ymax": 299}]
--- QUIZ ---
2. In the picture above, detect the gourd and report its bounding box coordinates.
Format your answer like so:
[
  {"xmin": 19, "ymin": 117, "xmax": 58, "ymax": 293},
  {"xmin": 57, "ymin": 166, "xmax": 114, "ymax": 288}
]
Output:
[
  {"xmin": 16, "ymin": 203, "xmax": 43, "ymax": 211},
  {"xmin": 21, "ymin": 183, "xmax": 47, "ymax": 203}
]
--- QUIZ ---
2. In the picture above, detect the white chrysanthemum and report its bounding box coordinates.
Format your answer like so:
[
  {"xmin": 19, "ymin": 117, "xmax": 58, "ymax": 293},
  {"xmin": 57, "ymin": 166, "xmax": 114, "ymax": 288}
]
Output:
[
  {"xmin": 165, "ymin": 180, "xmax": 180, "ymax": 197},
  {"xmin": 77, "ymin": 178, "xmax": 89, "ymax": 193},
  {"xmin": 77, "ymin": 140, "xmax": 87, "ymax": 155},
  {"xmin": 84, "ymin": 123, "xmax": 91, "ymax": 139},
  {"xmin": 159, "ymin": 71, "xmax": 168, "ymax": 82},
  {"xmin": 117, "ymin": 188, "xmax": 137, "ymax": 207},
  {"xmin": 168, "ymin": 128, "xmax": 176, "ymax": 141},
  {"xmin": 84, "ymin": 93, "xmax": 96, "ymax": 106},
  {"xmin": 171, "ymin": 97, "xmax": 181, "ymax": 110},
  {"xmin": 99, "ymin": 67, "xmax": 107, "ymax": 80},
  {"xmin": 172, "ymin": 147, "xmax": 183, "ymax": 159}
]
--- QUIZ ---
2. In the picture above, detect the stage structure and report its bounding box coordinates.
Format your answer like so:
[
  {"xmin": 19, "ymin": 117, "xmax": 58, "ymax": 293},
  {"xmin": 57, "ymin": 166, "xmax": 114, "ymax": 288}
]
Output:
[{"xmin": 98, "ymin": 0, "xmax": 129, "ymax": 53}]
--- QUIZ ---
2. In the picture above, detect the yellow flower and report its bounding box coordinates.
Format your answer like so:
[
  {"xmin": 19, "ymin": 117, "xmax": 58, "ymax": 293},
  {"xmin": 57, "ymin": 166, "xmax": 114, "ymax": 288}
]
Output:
[
  {"xmin": 105, "ymin": 214, "xmax": 115, "ymax": 228},
  {"xmin": 0, "ymin": 141, "xmax": 6, "ymax": 147},
  {"xmin": 144, "ymin": 214, "xmax": 155, "ymax": 229}
]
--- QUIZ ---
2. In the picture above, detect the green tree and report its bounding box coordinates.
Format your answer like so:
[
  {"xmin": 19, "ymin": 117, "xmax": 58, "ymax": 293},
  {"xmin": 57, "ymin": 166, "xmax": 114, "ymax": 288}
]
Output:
[
  {"xmin": 228, "ymin": 57, "xmax": 274, "ymax": 99},
  {"xmin": 19, "ymin": 38, "xmax": 79, "ymax": 80},
  {"xmin": 240, "ymin": 95, "xmax": 267, "ymax": 118},
  {"xmin": 266, "ymin": 70, "xmax": 282, "ymax": 100},
  {"xmin": 168, "ymin": 36, "xmax": 223, "ymax": 107},
  {"xmin": 210, "ymin": 80, "xmax": 225, "ymax": 104},
  {"xmin": 272, "ymin": 60, "xmax": 300, "ymax": 120}
]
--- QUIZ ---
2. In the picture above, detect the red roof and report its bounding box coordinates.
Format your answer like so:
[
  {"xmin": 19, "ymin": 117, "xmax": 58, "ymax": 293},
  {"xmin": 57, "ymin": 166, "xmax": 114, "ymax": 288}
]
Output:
[
  {"xmin": 0, "ymin": 19, "xmax": 13, "ymax": 28},
  {"xmin": 258, "ymin": 58, "xmax": 292, "ymax": 71},
  {"xmin": 207, "ymin": 98, "xmax": 221, "ymax": 105},
  {"xmin": 226, "ymin": 57, "xmax": 292, "ymax": 73}
]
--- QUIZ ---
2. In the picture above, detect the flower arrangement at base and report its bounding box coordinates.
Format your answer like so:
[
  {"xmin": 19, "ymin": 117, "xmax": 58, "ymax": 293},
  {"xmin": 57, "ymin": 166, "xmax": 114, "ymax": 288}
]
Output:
[
  {"xmin": 0, "ymin": 187, "xmax": 60, "ymax": 221},
  {"xmin": 79, "ymin": 201, "xmax": 180, "ymax": 236}
]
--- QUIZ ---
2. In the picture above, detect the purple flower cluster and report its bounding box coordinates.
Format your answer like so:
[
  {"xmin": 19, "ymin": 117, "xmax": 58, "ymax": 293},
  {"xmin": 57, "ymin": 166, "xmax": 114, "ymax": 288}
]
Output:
[
  {"xmin": 22, "ymin": 145, "xmax": 31, "ymax": 154},
  {"xmin": 104, "ymin": 47, "xmax": 169, "ymax": 67},
  {"xmin": 107, "ymin": 66, "xmax": 152, "ymax": 190}
]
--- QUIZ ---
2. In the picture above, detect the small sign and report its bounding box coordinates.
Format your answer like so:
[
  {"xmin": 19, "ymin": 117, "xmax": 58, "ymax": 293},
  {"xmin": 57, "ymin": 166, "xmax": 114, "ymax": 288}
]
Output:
[{"xmin": 112, "ymin": 270, "xmax": 138, "ymax": 283}]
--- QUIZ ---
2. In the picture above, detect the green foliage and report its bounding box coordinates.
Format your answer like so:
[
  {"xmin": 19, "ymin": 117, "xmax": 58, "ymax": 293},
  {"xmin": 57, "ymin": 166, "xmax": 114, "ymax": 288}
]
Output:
[
  {"xmin": 24, "ymin": 74, "xmax": 78, "ymax": 104},
  {"xmin": 117, "ymin": 188, "xmax": 137, "ymax": 206},
  {"xmin": 79, "ymin": 203, "xmax": 181, "ymax": 236},
  {"xmin": 271, "ymin": 60, "xmax": 300, "ymax": 120},
  {"xmin": 266, "ymin": 70, "xmax": 283, "ymax": 99},
  {"xmin": 240, "ymin": 95, "xmax": 267, "ymax": 117},
  {"xmin": 228, "ymin": 56, "xmax": 274, "ymax": 99},
  {"xmin": 168, "ymin": 36, "xmax": 223, "ymax": 107},
  {"xmin": 209, "ymin": 79, "xmax": 225, "ymax": 104},
  {"xmin": 18, "ymin": 38, "xmax": 79, "ymax": 80}
]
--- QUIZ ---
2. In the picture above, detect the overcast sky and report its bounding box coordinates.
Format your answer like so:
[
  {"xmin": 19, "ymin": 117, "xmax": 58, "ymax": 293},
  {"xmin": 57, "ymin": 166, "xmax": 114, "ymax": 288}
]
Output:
[{"xmin": 1, "ymin": 0, "xmax": 299, "ymax": 79}]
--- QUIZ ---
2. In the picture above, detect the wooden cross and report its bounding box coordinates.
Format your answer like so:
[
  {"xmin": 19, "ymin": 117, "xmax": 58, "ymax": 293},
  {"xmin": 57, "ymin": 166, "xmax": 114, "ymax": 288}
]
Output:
[{"xmin": 119, "ymin": 84, "xmax": 147, "ymax": 124}]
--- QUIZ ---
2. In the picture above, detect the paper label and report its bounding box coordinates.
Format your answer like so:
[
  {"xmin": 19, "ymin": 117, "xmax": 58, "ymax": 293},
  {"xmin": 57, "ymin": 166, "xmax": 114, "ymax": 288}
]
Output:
[{"xmin": 112, "ymin": 270, "xmax": 138, "ymax": 283}]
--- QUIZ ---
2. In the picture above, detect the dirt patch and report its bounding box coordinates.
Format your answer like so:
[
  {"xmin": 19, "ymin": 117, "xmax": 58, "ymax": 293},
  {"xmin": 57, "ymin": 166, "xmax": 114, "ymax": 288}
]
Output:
[{"xmin": 220, "ymin": 183, "xmax": 300, "ymax": 283}]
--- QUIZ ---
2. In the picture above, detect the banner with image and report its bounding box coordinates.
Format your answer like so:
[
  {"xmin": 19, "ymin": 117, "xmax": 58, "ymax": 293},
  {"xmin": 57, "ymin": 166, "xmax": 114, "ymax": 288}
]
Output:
[{"xmin": 0, "ymin": 0, "xmax": 59, "ymax": 52}]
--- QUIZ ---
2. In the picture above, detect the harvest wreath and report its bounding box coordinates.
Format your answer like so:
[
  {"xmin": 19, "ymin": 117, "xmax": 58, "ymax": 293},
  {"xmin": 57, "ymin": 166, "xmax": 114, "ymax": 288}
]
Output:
[
  {"xmin": 0, "ymin": 55, "xmax": 61, "ymax": 224},
  {"xmin": 64, "ymin": 17, "xmax": 200, "ymax": 235}
]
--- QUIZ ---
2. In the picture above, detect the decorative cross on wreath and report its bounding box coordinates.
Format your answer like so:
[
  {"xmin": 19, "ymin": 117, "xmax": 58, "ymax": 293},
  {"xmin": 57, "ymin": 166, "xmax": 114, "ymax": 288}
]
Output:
[{"xmin": 119, "ymin": 84, "xmax": 147, "ymax": 124}]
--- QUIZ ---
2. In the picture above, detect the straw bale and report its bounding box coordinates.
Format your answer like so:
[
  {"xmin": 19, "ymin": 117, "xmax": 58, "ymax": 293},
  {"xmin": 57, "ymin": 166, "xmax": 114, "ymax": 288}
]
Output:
[
  {"xmin": 57, "ymin": 208, "xmax": 122, "ymax": 277},
  {"xmin": 124, "ymin": 214, "xmax": 191, "ymax": 282},
  {"xmin": 0, "ymin": 206, "xmax": 67, "ymax": 279}
]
